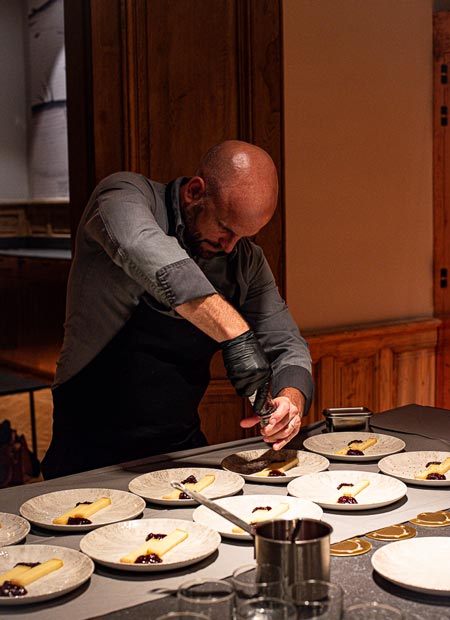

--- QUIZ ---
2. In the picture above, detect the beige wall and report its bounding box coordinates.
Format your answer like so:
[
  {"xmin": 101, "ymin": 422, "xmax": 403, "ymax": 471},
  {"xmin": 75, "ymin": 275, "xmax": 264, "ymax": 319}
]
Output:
[{"xmin": 283, "ymin": 0, "xmax": 434, "ymax": 330}]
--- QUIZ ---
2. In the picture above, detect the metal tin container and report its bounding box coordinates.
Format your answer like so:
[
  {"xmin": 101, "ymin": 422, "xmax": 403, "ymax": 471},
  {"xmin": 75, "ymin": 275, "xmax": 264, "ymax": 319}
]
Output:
[{"xmin": 322, "ymin": 407, "xmax": 373, "ymax": 432}]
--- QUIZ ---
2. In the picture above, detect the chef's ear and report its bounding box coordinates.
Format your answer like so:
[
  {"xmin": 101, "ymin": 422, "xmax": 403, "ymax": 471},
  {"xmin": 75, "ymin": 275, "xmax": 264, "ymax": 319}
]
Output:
[{"xmin": 185, "ymin": 176, "xmax": 206, "ymax": 202}]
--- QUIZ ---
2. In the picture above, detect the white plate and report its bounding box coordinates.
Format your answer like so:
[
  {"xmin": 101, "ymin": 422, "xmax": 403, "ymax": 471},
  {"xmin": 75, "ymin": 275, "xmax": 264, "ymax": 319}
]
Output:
[
  {"xmin": 20, "ymin": 488, "xmax": 146, "ymax": 531},
  {"xmin": 372, "ymin": 537, "xmax": 450, "ymax": 595},
  {"xmin": 0, "ymin": 513, "xmax": 30, "ymax": 546},
  {"xmin": 378, "ymin": 451, "xmax": 450, "ymax": 486},
  {"xmin": 0, "ymin": 544, "xmax": 94, "ymax": 605},
  {"xmin": 192, "ymin": 494, "xmax": 323, "ymax": 540},
  {"xmin": 303, "ymin": 432, "xmax": 405, "ymax": 461},
  {"xmin": 80, "ymin": 518, "xmax": 221, "ymax": 572},
  {"xmin": 287, "ymin": 470, "xmax": 407, "ymax": 510},
  {"xmin": 128, "ymin": 467, "xmax": 244, "ymax": 505},
  {"xmin": 221, "ymin": 449, "xmax": 329, "ymax": 483}
]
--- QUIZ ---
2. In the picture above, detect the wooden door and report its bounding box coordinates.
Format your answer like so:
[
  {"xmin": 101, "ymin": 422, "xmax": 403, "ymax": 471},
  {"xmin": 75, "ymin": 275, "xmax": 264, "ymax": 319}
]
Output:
[
  {"xmin": 433, "ymin": 13, "xmax": 450, "ymax": 409},
  {"xmin": 64, "ymin": 0, "xmax": 284, "ymax": 443}
]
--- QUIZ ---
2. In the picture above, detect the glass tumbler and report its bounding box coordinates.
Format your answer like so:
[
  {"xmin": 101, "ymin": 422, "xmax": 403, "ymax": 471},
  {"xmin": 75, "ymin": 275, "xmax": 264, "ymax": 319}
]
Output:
[
  {"xmin": 288, "ymin": 579, "xmax": 343, "ymax": 619},
  {"xmin": 232, "ymin": 562, "xmax": 284, "ymax": 606},
  {"xmin": 177, "ymin": 578, "xmax": 234, "ymax": 620},
  {"xmin": 235, "ymin": 596, "xmax": 297, "ymax": 620},
  {"xmin": 344, "ymin": 602, "xmax": 404, "ymax": 620}
]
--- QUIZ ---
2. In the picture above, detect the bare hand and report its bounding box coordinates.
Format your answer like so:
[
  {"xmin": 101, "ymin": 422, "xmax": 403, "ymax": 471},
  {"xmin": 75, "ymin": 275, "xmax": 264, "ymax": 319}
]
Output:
[{"xmin": 240, "ymin": 390, "xmax": 305, "ymax": 450}]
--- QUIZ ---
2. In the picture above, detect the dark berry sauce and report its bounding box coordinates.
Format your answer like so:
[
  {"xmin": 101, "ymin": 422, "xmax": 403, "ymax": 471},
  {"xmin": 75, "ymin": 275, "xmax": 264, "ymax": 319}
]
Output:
[
  {"xmin": 337, "ymin": 483, "xmax": 354, "ymax": 490},
  {"xmin": 68, "ymin": 517, "xmax": 92, "ymax": 525},
  {"xmin": 146, "ymin": 533, "xmax": 167, "ymax": 541},
  {"xmin": 348, "ymin": 440, "xmax": 363, "ymax": 445},
  {"xmin": 425, "ymin": 461, "xmax": 441, "ymax": 468},
  {"xmin": 426, "ymin": 473, "xmax": 446, "ymax": 480},
  {"xmin": 347, "ymin": 449, "xmax": 364, "ymax": 456},
  {"xmin": 268, "ymin": 470, "xmax": 285, "ymax": 477},
  {"xmin": 252, "ymin": 506, "xmax": 272, "ymax": 513},
  {"xmin": 134, "ymin": 553, "xmax": 162, "ymax": 564},
  {"xmin": 337, "ymin": 496, "xmax": 358, "ymax": 504},
  {"xmin": 0, "ymin": 581, "xmax": 27, "ymax": 597},
  {"xmin": 15, "ymin": 562, "xmax": 41, "ymax": 568},
  {"xmin": 75, "ymin": 501, "xmax": 93, "ymax": 506},
  {"xmin": 181, "ymin": 475, "xmax": 198, "ymax": 484}
]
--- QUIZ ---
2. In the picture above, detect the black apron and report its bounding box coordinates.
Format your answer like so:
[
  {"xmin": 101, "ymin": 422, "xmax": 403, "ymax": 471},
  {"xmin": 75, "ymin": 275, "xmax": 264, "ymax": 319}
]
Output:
[{"xmin": 42, "ymin": 184, "xmax": 220, "ymax": 479}]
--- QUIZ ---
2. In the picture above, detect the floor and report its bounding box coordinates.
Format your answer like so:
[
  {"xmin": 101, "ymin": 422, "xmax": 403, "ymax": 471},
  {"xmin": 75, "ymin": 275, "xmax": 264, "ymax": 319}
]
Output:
[{"xmin": 0, "ymin": 389, "xmax": 53, "ymax": 482}]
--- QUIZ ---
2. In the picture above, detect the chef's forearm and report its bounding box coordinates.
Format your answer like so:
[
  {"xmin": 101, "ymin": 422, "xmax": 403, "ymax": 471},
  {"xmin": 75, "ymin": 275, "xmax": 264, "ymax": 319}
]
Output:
[{"xmin": 174, "ymin": 294, "xmax": 249, "ymax": 342}]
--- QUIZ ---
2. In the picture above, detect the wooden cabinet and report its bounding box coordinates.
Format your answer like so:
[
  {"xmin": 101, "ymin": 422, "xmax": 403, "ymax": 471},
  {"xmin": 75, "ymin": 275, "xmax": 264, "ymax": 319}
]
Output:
[{"xmin": 0, "ymin": 255, "xmax": 70, "ymax": 378}]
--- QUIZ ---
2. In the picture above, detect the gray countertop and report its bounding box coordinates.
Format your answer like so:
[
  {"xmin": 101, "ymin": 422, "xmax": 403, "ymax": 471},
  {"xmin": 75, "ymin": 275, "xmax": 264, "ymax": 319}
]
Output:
[{"xmin": 0, "ymin": 404, "xmax": 449, "ymax": 619}]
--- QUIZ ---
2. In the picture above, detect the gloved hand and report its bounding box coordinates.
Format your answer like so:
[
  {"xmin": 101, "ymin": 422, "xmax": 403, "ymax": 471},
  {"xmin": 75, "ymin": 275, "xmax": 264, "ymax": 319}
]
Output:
[{"xmin": 220, "ymin": 330, "xmax": 271, "ymax": 399}]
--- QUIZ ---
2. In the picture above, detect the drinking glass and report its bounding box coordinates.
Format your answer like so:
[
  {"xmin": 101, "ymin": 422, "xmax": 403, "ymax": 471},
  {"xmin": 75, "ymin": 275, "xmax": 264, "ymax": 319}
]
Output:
[
  {"xmin": 232, "ymin": 562, "xmax": 284, "ymax": 606},
  {"xmin": 177, "ymin": 578, "xmax": 234, "ymax": 620},
  {"xmin": 344, "ymin": 602, "xmax": 403, "ymax": 620},
  {"xmin": 288, "ymin": 579, "xmax": 343, "ymax": 619},
  {"xmin": 235, "ymin": 596, "xmax": 297, "ymax": 620}
]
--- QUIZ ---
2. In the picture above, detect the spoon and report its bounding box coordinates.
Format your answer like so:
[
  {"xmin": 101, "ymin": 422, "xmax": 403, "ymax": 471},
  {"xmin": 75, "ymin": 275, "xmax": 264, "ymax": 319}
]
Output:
[{"xmin": 170, "ymin": 480, "xmax": 254, "ymax": 535}]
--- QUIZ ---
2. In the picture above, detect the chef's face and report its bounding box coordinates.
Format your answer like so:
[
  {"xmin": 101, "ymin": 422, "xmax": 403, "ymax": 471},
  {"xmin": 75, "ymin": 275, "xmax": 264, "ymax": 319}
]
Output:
[{"xmin": 183, "ymin": 196, "xmax": 243, "ymax": 258}]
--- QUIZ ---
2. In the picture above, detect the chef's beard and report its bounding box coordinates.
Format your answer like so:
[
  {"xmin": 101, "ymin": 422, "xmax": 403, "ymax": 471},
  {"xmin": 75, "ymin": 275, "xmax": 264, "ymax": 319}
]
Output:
[{"xmin": 182, "ymin": 200, "xmax": 226, "ymax": 259}]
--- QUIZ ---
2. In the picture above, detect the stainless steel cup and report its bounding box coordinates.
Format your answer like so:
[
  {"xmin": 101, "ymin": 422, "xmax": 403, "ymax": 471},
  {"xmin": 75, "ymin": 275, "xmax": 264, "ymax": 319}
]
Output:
[{"xmin": 254, "ymin": 518, "xmax": 333, "ymax": 587}]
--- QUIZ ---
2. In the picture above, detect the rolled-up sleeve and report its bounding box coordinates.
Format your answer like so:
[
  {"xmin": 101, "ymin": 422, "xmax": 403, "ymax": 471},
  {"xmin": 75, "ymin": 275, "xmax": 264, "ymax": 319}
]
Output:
[
  {"xmin": 84, "ymin": 179, "xmax": 217, "ymax": 308},
  {"xmin": 238, "ymin": 243, "xmax": 314, "ymax": 413}
]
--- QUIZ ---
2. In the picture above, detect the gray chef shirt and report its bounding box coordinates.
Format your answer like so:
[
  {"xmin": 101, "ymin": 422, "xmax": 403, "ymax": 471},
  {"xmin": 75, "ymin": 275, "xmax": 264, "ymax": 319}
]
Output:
[{"xmin": 55, "ymin": 172, "xmax": 313, "ymax": 405}]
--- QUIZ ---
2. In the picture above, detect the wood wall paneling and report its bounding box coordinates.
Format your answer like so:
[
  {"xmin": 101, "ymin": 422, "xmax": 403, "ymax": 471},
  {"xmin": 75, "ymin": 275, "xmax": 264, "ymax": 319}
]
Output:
[
  {"xmin": 306, "ymin": 318, "xmax": 440, "ymax": 426},
  {"xmin": 433, "ymin": 13, "xmax": 450, "ymax": 409}
]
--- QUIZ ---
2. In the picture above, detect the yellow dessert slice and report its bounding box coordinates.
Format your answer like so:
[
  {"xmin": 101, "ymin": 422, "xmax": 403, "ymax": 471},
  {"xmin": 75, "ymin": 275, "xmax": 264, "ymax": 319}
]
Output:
[
  {"xmin": 339, "ymin": 480, "xmax": 370, "ymax": 498},
  {"xmin": 52, "ymin": 497, "xmax": 112, "ymax": 524},
  {"xmin": 12, "ymin": 559, "xmax": 63, "ymax": 587},
  {"xmin": 120, "ymin": 528, "xmax": 188, "ymax": 563},
  {"xmin": 414, "ymin": 457, "xmax": 450, "ymax": 480},
  {"xmin": 0, "ymin": 564, "xmax": 34, "ymax": 584},
  {"xmin": 335, "ymin": 437, "xmax": 377, "ymax": 455},
  {"xmin": 254, "ymin": 456, "xmax": 299, "ymax": 477},
  {"xmin": 162, "ymin": 474, "xmax": 215, "ymax": 500},
  {"xmin": 232, "ymin": 502, "xmax": 290, "ymax": 534},
  {"xmin": 438, "ymin": 457, "xmax": 450, "ymax": 473}
]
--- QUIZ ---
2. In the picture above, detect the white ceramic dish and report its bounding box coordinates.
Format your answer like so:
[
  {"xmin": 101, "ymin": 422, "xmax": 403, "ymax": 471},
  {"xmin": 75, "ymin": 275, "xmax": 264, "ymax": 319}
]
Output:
[
  {"xmin": 287, "ymin": 470, "xmax": 407, "ymax": 511},
  {"xmin": 20, "ymin": 488, "xmax": 146, "ymax": 531},
  {"xmin": 371, "ymin": 537, "xmax": 450, "ymax": 595},
  {"xmin": 303, "ymin": 432, "xmax": 405, "ymax": 462},
  {"xmin": 128, "ymin": 467, "xmax": 244, "ymax": 505},
  {"xmin": 192, "ymin": 494, "xmax": 323, "ymax": 540},
  {"xmin": 79, "ymin": 518, "xmax": 221, "ymax": 572},
  {"xmin": 378, "ymin": 451, "xmax": 450, "ymax": 486},
  {"xmin": 0, "ymin": 544, "xmax": 94, "ymax": 605},
  {"xmin": 0, "ymin": 512, "xmax": 30, "ymax": 546},
  {"xmin": 221, "ymin": 449, "xmax": 329, "ymax": 483}
]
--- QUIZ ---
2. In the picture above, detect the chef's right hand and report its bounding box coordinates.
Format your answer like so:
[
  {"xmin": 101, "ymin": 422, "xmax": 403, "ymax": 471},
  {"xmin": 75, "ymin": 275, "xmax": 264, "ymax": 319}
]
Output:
[{"xmin": 220, "ymin": 330, "xmax": 271, "ymax": 398}]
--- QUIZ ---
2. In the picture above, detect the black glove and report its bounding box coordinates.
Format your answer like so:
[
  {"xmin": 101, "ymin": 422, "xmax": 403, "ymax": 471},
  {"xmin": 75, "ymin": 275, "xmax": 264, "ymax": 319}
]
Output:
[{"xmin": 220, "ymin": 330, "xmax": 271, "ymax": 398}]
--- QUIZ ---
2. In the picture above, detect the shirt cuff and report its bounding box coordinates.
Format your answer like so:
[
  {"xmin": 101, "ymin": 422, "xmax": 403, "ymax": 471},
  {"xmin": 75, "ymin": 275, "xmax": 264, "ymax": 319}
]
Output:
[
  {"xmin": 156, "ymin": 258, "xmax": 217, "ymax": 306},
  {"xmin": 272, "ymin": 365, "xmax": 315, "ymax": 415}
]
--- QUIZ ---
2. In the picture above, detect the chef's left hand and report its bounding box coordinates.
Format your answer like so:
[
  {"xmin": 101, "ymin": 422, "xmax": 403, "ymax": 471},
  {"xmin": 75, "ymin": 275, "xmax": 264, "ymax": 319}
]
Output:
[{"xmin": 240, "ymin": 387, "xmax": 305, "ymax": 450}]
